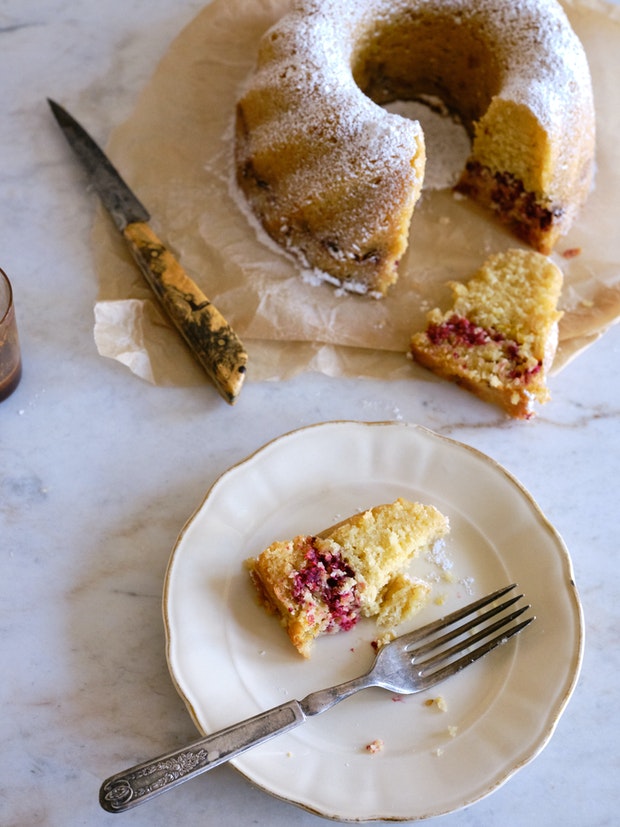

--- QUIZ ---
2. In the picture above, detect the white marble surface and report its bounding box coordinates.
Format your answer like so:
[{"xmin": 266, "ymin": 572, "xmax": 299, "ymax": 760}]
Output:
[{"xmin": 1, "ymin": 2, "xmax": 619, "ymax": 825}]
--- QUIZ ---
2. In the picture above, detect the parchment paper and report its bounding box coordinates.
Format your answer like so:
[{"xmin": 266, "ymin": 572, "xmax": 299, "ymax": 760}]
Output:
[{"xmin": 92, "ymin": 0, "xmax": 620, "ymax": 387}]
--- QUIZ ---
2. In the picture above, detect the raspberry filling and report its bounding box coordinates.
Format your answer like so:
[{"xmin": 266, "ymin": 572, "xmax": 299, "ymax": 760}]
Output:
[
  {"xmin": 291, "ymin": 539, "xmax": 361, "ymax": 632},
  {"xmin": 426, "ymin": 314, "xmax": 503, "ymax": 347},
  {"xmin": 457, "ymin": 161, "xmax": 559, "ymax": 232},
  {"xmin": 426, "ymin": 314, "xmax": 542, "ymax": 382}
]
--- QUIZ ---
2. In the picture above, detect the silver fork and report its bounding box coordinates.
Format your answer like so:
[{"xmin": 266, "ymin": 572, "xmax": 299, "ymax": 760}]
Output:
[{"xmin": 99, "ymin": 584, "xmax": 533, "ymax": 813}]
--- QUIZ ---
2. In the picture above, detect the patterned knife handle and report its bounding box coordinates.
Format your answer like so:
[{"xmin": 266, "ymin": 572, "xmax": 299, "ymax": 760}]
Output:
[{"xmin": 123, "ymin": 221, "xmax": 247, "ymax": 404}]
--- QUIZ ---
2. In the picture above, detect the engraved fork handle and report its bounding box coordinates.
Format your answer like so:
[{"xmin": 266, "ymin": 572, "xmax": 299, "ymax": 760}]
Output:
[
  {"xmin": 99, "ymin": 674, "xmax": 373, "ymax": 813},
  {"xmin": 99, "ymin": 701, "xmax": 306, "ymax": 813}
]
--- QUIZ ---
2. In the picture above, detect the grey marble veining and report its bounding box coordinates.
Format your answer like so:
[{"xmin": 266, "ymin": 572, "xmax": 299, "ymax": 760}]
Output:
[{"xmin": 1, "ymin": 2, "xmax": 619, "ymax": 826}]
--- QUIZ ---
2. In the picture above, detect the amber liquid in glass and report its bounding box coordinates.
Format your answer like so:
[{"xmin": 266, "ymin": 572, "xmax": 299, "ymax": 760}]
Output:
[
  {"xmin": 0, "ymin": 342, "xmax": 21, "ymax": 401},
  {"xmin": 0, "ymin": 278, "xmax": 22, "ymax": 401}
]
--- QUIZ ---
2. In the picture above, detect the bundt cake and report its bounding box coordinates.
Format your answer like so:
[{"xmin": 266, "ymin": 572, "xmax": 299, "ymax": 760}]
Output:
[
  {"xmin": 409, "ymin": 248, "xmax": 564, "ymax": 419},
  {"xmin": 246, "ymin": 498, "xmax": 449, "ymax": 657},
  {"xmin": 234, "ymin": 0, "xmax": 595, "ymax": 294}
]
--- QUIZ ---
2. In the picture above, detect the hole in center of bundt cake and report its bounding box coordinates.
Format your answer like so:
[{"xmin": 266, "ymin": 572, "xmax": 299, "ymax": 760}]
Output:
[
  {"xmin": 383, "ymin": 98, "xmax": 471, "ymax": 190},
  {"xmin": 350, "ymin": 9, "xmax": 502, "ymax": 133}
]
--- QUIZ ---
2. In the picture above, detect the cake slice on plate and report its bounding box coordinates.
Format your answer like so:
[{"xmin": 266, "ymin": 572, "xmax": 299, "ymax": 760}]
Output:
[
  {"xmin": 410, "ymin": 248, "xmax": 563, "ymax": 419},
  {"xmin": 246, "ymin": 498, "xmax": 449, "ymax": 658}
]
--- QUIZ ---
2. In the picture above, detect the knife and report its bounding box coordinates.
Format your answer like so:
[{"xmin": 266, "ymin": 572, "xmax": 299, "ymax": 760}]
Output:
[{"xmin": 47, "ymin": 98, "xmax": 247, "ymax": 405}]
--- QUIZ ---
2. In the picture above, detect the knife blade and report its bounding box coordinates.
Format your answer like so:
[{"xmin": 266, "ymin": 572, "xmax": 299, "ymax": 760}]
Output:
[{"xmin": 47, "ymin": 98, "xmax": 247, "ymax": 405}]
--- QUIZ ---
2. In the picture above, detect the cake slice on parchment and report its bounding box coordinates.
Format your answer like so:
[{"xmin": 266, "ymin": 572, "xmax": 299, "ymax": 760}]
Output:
[
  {"xmin": 409, "ymin": 248, "xmax": 563, "ymax": 420},
  {"xmin": 246, "ymin": 498, "xmax": 449, "ymax": 658}
]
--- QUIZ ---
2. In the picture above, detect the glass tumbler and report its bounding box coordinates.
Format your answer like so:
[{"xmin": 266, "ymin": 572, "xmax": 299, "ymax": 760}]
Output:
[{"xmin": 0, "ymin": 268, "xmax": 22, "ymax": 401}]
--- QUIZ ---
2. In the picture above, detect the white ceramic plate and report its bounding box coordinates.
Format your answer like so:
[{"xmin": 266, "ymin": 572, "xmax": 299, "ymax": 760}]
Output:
[{"xmin": 164, "ymin": 421, "xmax": 583, "ymax": 822}]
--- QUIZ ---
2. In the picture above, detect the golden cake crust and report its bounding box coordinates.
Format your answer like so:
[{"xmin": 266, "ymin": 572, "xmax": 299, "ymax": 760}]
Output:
[{"xmin": 235, "ymin": 0, "xmax": 595, "ymax": 293}]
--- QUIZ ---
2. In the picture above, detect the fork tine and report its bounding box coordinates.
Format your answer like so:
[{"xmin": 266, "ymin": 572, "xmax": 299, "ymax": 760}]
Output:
[
  {"xmin": 396, "ymin": 584, "xmax": 518, "ymax": 649},
  {"xmin": 407, "ymin": 594, "xmax": 525, "ymax": 658},
  {"xmin": 416, "ymin": 603, "xmax": 531, "ymax": 671},
  {"xmin": 415, "ymin": 615, "xmax": 535, "ymax": 690}
]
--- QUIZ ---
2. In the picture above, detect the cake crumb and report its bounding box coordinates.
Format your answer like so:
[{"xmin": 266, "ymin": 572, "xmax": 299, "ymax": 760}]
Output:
[
  {"xmin": 425, "ymin": 696, "xmax": 448, "ymax": 712},
  {"xmin": 365, "ymin": 739, "xmax": 384, "ymax": 754},
  {"xmin": 372, "ymin": 630, "xmax": 396, "ymax": 651},
  {"xmin": 448, "ymin": 725, "xmax": 458, "ymax": 738}
]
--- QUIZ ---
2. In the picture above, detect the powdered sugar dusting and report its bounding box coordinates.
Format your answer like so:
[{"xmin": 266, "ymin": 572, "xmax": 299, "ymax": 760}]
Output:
[
  {"xmin": 384, "ymin": 99, "xmax": 470, "ymax": 190},
  {"xmin": 425, "ymin": 539, "xmax": 455, "ymax": 583},
  {"xmin": 273, "ymin": 0, "xmax": 592, "ymax": 131}
]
